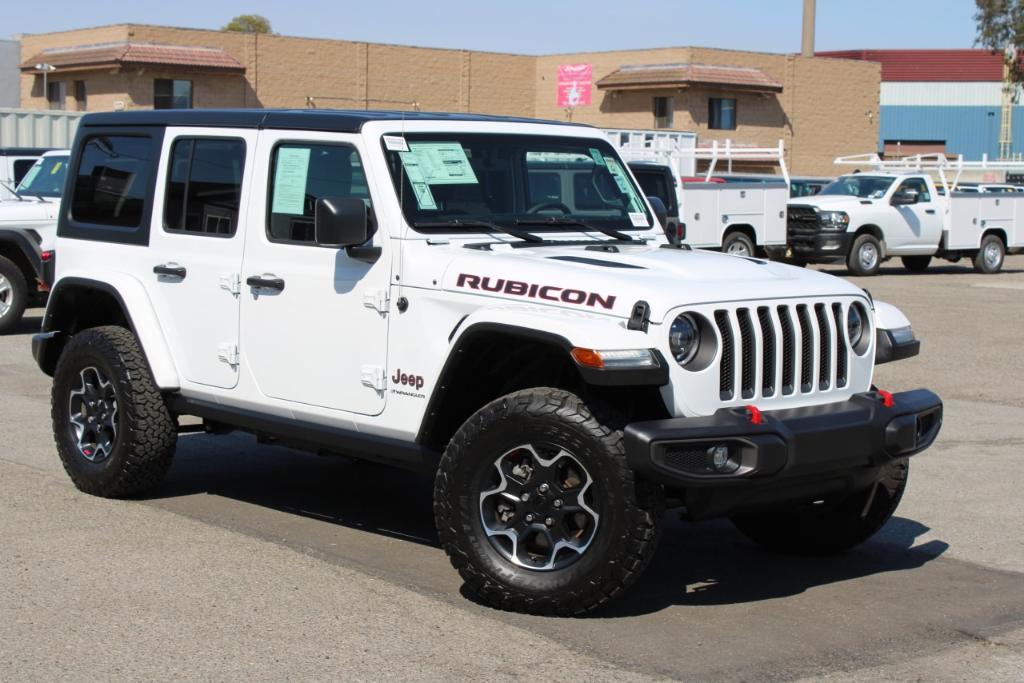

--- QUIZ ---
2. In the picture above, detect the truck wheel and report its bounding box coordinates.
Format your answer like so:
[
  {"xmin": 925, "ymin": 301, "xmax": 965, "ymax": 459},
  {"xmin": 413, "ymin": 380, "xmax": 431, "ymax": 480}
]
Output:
[
  {"xmin": 973, "ymin": 234, "xmax": 1005, "ymax": 274},
  {"xmin": 434, "ymin": 388, "xmax": 663, "ymax": 615},
  {"xmin": 0, "ymin": 254, "xmax": 28, "ymax": 335},
  {"xmin": 731, "ymin": 459, "xmax": 908, "ymax": 555},
  {"xmin": 847, "ymin": 234, "xmax": 882, "ymax": 276},
  {"xmin": 722, "ymin": 232, "xmax": 755, "ymax": 257},
  {"xmin": 51, "ymin": 326, "xmax": 177, "ymax": 498},
  {"xmin": 901, "ymin": 255, "xmax": 931, "ymax": 273}
]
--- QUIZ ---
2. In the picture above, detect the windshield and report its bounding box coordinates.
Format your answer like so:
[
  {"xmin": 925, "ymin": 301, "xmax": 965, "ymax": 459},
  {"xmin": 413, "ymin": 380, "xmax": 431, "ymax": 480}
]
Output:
[
  {"xmin": 818, "ymin": 175, "xmax": 894, "ymax": 199},
  {"xmin": 16, "ymin": 155, "xmax": 69, "ymax": 198},
  {"xmin": 383, "ymin": 134, "xmax": 653, "ymax": 234}
]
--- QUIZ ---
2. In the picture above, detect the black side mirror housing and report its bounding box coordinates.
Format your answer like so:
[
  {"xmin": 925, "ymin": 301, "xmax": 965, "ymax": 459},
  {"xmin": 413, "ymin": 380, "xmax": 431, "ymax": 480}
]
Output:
[
  {"xmin": 646, "ymin": 195, "xmax": 669, "ymax": 230},
  {"xmin": 891, "ymin": 189, "xmax": 919, "ymax": 206},
  {"xmin": 315, "ymin": 197, "xmax": 369, "ymax": 247}
]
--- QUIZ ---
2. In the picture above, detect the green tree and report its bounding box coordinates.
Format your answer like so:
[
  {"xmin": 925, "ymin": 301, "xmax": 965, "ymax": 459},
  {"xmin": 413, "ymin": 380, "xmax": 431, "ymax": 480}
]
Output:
[
  {"xmin": 222, "ymin": 14, "xmax": 273, "ymax": 34},
  {"xmin": 975, "ymin": 0, "xmax": 1022, "ymax": 83}
]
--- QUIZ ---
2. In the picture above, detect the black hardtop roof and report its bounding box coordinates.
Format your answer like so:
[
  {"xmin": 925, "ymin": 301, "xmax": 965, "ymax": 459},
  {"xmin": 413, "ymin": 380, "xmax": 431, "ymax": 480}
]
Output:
[
  {"xmin": 79, "ymin": 109, "xmax": 587, "ymax": 132},
  {"xmin": 0, "ymin": 148, "xmax": 53, "ymax": 156}
]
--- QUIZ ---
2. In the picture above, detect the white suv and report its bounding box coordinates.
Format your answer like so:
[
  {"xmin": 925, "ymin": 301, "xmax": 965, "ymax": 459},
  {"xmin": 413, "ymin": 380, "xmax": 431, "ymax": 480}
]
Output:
[{"xmin": 33, "ymin": 110, "xmax": 942, "ymax": 615}]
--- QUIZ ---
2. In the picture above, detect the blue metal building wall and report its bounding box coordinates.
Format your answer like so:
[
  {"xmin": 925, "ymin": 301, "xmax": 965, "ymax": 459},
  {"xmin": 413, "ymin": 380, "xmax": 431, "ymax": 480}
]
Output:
[{"xmin": 880, "ymin": 105, "xmax": 1024, "ymax": 159}]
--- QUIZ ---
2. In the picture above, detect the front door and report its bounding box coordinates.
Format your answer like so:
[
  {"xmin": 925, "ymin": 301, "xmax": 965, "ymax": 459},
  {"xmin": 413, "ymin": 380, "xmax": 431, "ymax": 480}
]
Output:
[
  {"xmin": 890, "ymin": 177, "xmax": 943, "ymax": 251},
  {"xmin": 240, "ymin": 132, "xmax": 391, "ymax": 416},
  {"xmin": 146, "ymin": 128, "xmax": 255, "ymax": 389}
]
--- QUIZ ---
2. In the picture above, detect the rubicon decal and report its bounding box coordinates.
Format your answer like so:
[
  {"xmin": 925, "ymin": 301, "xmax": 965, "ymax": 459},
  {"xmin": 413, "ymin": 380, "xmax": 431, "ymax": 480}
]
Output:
[{"xmin": 456, "ymin": 273, "xmax": 616, "ymax": 310}]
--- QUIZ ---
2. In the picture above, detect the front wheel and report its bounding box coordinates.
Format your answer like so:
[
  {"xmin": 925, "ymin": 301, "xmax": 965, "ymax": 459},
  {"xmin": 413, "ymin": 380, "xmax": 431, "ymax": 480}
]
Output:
[
  {"xmin": 434, "ymin": 388, "xmax": 663, "ymax": 615},
  {"xmin": 731, "ymin": 459, "xmax": 909, "ymax": 555},
  {"xmin": 847, "ymin": 234, "xmax": 882, "ymax": 276},
  {"xmin": 0, "ymin": 255, "xmax": 28, "ymax": 335},
  {"xmin": 973, "ymin": 234, "xmax": 1005, "ymax": 274}
]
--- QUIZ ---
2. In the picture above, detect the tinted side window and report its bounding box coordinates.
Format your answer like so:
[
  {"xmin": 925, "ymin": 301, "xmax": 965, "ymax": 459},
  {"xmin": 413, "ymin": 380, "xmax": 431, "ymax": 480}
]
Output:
[
  {"xmin": 267, "ymin": 143, "xmax": 371, "ymax": 244},
  {"xmin": 71, "ymin": 136, "xmax": 154, "ymax": 228},
  {"xmin": 164, "ymin": 138, "xmax": 246, "ymax": 236},
  {"xmin": 900, "ymin": 178, "xmax": 931, "ymax": 202},
  {"xmin": 13, "ymin": 159, "xmax": 36, "ymax": 185}
]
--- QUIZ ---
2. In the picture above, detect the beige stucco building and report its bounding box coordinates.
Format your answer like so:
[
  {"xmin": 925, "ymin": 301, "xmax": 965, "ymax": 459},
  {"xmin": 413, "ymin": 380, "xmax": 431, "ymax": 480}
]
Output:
[{"xmin": 17, "ymin": 24, "xmax": 880, "ymax": 175}]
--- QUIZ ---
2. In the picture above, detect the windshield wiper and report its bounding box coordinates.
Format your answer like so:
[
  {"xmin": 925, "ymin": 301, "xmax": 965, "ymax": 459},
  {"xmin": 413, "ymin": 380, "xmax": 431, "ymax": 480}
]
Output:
[
  {"xmin": 414, "ymin": 219, "xmax": 544, "ymax": 243},
  {"xmin": 515, "ymin": 217, "xmax": 636, "ymax": 242},
  {"xmin": 0, "ymin": 182, "xmax": 25, "ymax": 201}
]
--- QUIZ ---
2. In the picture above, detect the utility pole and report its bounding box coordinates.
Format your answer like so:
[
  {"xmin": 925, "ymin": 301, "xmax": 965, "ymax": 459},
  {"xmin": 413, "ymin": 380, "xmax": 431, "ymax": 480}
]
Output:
[{"xmin": 801, "ymin": 0, "xmax": 816, "ymax": 57}]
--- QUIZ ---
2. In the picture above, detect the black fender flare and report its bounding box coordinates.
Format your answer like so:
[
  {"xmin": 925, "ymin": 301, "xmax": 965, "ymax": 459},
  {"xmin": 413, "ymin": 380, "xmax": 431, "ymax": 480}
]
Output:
[{"xmin": 0, "ymin": 228, "xmax": 44, "ymax": 282}]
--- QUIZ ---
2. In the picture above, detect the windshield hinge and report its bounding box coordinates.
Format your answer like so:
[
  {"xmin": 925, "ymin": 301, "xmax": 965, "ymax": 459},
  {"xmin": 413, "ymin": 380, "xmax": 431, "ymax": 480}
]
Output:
[
  {"xmin": 361, "ymin": 365, "xmax": 387, "ymax": 392},
  {"xmin": 219, "ymin": 273, "xmax": 241, "ymax": 297},
  {"xmin": 364, "ymin": 288, "xmax": 390, "ymax": 314}
]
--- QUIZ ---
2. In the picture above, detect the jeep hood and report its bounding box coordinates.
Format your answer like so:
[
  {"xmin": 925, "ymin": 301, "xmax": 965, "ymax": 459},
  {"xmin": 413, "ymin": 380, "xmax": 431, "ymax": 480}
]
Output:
[{"xmin": 437, "ymin": 240, "xmax": 865, "ymax": 322}]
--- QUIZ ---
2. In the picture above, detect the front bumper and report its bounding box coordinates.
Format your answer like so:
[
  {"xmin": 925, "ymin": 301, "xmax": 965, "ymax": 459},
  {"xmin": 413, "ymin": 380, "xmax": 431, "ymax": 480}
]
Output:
[
  {"xmin": 624, "ymin": 389, "xmax": 942, "ymax": 519},
  {"xmin": 788, "ymin": 229, "xmax": 853, "ymax": 262}
]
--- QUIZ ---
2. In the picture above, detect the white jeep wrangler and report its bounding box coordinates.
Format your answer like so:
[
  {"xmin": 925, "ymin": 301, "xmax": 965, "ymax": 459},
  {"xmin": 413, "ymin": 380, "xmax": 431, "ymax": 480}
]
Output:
[{"xmin": 34, "ymin": 110, "xmax": 942, "ymax": 615}]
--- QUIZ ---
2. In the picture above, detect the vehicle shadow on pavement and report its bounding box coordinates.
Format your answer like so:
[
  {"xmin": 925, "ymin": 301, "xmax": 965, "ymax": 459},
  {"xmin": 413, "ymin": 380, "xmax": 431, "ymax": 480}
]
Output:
[
  {"xmin": 155, "ymin": 433, "xmax": 949, "ymax": 618},
  {"xmin": 818, "ymin": 264, "xmax": 1024, "ymax": 278},
  {"xmin": 10, "ymin": 314, "xmax": 42, "ymax": 336}
]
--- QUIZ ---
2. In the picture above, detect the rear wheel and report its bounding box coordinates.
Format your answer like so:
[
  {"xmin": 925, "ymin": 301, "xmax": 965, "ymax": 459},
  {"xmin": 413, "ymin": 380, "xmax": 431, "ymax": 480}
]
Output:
[
  {"xmin": 434, "ymin": 388, "xmax": 662, "ymax": 615},
  {"xmin": 847, "ymin": 234, "xmax": 882, "ymax": 276},
  {"xmin": 973, "ymin": 234, "xmax": 1005, "ymax": 274},
  {"xmin": 52, "ymin": 326, "xmax": 177, "ymax": 498},
  {"xmin": 722, "ymin": 232, "xmax": 755, "ymax": 258},
  {"xmin": 901, "ymin": 255, "xmax": 931, "ymax": 273},
  {"xmin": 731, "ymin": 459, "xmax": 909, "ymax": 555},
  {"xmin": 0, "ymin": 255, "xmax": 28, "ymax": 335}
]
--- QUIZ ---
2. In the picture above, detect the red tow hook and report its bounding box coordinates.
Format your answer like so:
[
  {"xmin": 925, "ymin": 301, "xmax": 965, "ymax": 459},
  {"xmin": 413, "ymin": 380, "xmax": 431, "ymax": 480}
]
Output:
[
  {"xmin": 878, "ymin": 389, "xmax": 895, "ymax": 408},
  {"xmin": 744, "ymin": 405, "xmax": 763, "ymax": 425}
]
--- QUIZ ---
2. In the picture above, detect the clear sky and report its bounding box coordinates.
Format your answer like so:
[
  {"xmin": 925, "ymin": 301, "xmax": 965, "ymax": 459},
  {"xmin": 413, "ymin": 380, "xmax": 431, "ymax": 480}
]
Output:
[{"xmin": 7, "ymin": 0, "xmax": 978, "ymax": 55}]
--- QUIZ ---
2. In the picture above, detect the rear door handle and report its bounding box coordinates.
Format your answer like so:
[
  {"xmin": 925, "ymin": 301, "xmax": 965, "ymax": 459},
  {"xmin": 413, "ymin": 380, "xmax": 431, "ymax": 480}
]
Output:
[
  {"xmin": 153, "ymin": 263, "xmax": 187, "ymax": 279},
  {"xmin": 246, "ymin": 275, "xmax": 285, "ymax": 291}
]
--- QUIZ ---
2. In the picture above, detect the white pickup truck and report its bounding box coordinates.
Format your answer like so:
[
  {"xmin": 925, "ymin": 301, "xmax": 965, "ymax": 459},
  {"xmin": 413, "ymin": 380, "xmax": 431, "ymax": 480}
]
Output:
[{"xmin": 787, "ymin": 170, "xmax": 1024, "ymax": 275}]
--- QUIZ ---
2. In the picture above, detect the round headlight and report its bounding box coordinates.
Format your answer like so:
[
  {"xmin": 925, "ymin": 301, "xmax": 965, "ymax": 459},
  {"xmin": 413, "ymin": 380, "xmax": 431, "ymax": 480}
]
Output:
[
  {"xmin": 669, "ymin": 314, "xmax": 700, "ymax": 366},
  {"xmin": 847, "ymin": 304, "xmax": 865, "ymax": 348}
]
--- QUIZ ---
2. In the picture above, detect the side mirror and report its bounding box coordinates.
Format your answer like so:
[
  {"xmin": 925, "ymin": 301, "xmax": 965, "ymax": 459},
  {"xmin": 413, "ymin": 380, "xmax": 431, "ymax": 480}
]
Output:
[
  {"xmin": 891, "ymin": 189, "xmax": 919, "ymax": 206},
  {"xmin": 646, "ymin": 195, "xmax": 669, "ymax": 231},
  {"xmin": 315, "ymin": 197, "xmax": 369, "ymax": 247}
]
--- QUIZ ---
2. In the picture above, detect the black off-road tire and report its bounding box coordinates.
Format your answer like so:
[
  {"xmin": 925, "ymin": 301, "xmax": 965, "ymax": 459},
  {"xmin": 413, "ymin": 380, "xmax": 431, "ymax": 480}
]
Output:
[
  {"xmin": 847, "ymin": 234, "xmax": 883, "ymax": 276},
  {"xmin": 52, "ymin": 326, "xmax": 177, "ymax": 498},
  {"xmin": 973, "ymin": 234, "xmax": 1005, "ymax": 274},
  {"xmin": 434, "ymin": 388, "xmax": 663, "ymax": 616},
  {"xmin": 731, "ymin": 459, "xmax": 909, "ymax": 556},
  {"xmin": 722, "ymin": 231, "xmax": 755, "ymax": 258},
  {"xmin": 0, "ymin": 254, "xmax": 28, "ymax": 335},
  {"xmin": 901, "ymin": 255, "xmax": 931, "ymax": 273}
]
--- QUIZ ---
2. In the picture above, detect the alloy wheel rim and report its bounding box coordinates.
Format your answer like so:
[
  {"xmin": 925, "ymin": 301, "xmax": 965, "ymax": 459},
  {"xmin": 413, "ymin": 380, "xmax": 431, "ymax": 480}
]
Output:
[
  {"xmin": 0, "ymin": 274, "xmax": 10, "ymax": 317},
  {"xmin": 984, "ymin": 242, "xmax": 1002, "ymax": 268},
  {"xmin": 727, "ymin": 242, "xmax": 751, "ymax": 256},
  {"xmin": 859, "ymin": 243, "xmax": 878, "ymax": 271},
  {"xmin": 68, "ymin": 366, "xmax": 119, "ymax": 463},
  {"xmin": 478, "ymin": 444, "xmax": 600, "ymax": 572}
]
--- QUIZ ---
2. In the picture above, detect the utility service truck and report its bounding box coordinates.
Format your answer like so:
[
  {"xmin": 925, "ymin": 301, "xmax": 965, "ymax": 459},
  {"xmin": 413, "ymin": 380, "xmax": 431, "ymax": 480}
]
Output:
[
  {"xmin": 787, "ymin": 153, "xmax": 1024, "ymax": 276},
  {"xmin": 607, "ymin": 131, "xmax": 789, "ymax": 257}
]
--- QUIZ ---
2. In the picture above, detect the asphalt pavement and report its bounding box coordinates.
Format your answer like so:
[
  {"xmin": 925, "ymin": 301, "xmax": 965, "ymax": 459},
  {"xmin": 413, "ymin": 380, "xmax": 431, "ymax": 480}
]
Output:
[{"xmin": 1, "ymin": 256, "xmax": 1022, "ymax": 681}]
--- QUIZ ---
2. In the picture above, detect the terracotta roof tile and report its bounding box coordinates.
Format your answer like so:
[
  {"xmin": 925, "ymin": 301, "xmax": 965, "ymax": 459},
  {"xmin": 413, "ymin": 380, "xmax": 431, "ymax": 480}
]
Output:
[
  {"xmin": 596, "ymin": 63, "xmax": 783, "ymax": 93},
  {"xmin": 21, "ymin": 42, "xmax": 245, "ymax": 73}
]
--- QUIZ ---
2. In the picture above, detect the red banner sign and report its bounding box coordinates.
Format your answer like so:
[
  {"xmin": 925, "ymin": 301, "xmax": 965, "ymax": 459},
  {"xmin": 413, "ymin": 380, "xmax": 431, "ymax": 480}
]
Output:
[{"xmin": 556, "ymin": 63, "xmax": 593, "ymax": 108}]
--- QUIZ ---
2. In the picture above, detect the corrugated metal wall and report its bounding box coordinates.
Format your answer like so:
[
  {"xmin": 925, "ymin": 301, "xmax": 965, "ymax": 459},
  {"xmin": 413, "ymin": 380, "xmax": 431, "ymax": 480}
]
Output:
[
  {"xmin": 879, "ymin": 105, "xmax": 1024, "ymax": 159},
  {"xmin": 0, "ymin": 109, "xmax": 84, "ymax": 148}
]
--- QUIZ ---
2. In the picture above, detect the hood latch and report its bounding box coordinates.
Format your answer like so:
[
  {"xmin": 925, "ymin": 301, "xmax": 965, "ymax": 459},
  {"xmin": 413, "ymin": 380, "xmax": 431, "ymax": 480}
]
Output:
[{"xmin": 627, "ymin": 300, "xmax": 651, "ymax": 332}]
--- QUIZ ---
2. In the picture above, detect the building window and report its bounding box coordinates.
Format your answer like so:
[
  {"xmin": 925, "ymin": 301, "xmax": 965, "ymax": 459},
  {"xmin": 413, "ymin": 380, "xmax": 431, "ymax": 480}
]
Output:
[
  {"xmin": 47, "ymin": 81, "xmax": 66, "ymax": 111},
  {"xmin": 74, "ymin": 81, "xmax": 87, "ymax": 111},
  {"xmin": 653, "ymin": 97, "xmax": 674, "ymax": 129},
  {"xmin": 154, "ymin": 79, "xmax": 193, "ymax": 109},
  {"xmin": 164, "ymin": 138, "xmax": 247, "ymax": 236},
  {"xmin": 708, "ymin": 98, "xmax": 737, "ymax": 130}
]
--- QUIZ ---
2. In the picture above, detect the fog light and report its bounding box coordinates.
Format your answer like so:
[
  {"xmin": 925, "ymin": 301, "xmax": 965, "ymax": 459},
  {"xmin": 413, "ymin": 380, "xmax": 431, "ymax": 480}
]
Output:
[{"xmin": 707, "ymin": 445, "xmax": 740, "ymax": 474}]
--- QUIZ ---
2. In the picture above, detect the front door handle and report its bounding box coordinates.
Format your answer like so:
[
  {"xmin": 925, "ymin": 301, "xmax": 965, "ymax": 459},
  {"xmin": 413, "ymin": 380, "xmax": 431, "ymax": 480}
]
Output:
[
  {"xmin": 924, "ymin": 209, "xmax": 936, "ymax": 215},
  {"xmin": 246, "ymin": 275, "xmax": 285, "ymax": 291},
  {"xmin": 154, "ymin": 263, "xmax": 187, "ymax": 279}
]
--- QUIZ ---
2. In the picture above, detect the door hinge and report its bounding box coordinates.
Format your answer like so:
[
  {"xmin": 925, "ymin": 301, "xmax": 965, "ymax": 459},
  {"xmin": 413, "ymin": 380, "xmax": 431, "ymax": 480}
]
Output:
[
  {"xmin": 363, "ymin": 288, "xmax": 390, "ymax": 314},
  {"xmin": 217, "ymin": 343, "xmax": 240, "ymax": 367},
  {"xmin": 361, "ymin": 365, "xmax": 387, "ymax": 392},
  {"xmin": 220, "ymin": 273, "xmax": 241, "ymax": 296}
]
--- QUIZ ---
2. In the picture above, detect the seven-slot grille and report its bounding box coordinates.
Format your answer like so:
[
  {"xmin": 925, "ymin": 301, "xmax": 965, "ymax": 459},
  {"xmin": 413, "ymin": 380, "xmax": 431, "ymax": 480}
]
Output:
[{"xmin": 714, "ymin": 301, "xmax": 851, "ymax": 402}]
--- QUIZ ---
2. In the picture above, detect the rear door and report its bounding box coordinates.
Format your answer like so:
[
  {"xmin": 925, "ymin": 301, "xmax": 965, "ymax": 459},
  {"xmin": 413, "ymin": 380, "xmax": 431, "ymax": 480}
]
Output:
[{"xmin": 146, "ymin": 128, "xmax": 255, "ymax": 389}]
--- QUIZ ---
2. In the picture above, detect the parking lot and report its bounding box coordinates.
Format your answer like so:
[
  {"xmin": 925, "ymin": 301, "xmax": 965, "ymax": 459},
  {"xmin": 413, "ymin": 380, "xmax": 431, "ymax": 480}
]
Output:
[{"xmin": 1, "ymin": 257, "xmax": 1023, "ymax": 681}]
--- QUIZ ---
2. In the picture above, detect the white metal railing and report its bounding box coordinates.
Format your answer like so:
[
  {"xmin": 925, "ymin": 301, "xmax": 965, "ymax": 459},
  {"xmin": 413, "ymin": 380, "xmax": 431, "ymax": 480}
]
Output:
[{"xmin": 834, "ymin": 152, "xmax": 1024, "ymax": 194}]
